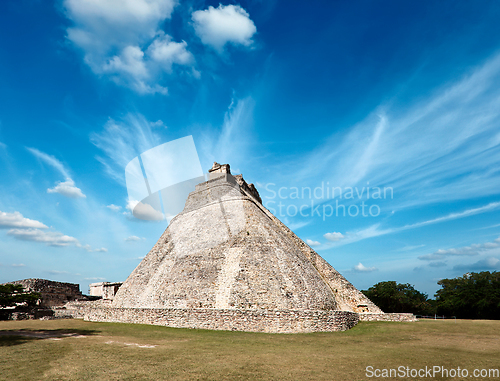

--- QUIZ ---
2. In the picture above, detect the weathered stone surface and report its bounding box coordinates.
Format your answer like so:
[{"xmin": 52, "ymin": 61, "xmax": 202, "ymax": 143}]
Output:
[
  {"xmin": 3, "ymin": 278, "xmax": 84, "ymax": 307},
  {"xmin": 84, "ymin": 306, "xmax": 359, "ymax": 333},
  {"xmin": 89, "ymin": 282, "xmax": 122, "ymax": 300},
  {"xmin": 84, "ymin": 164, "xmax": 413, "ymax": 332},
  {"xmin": 113, "ymin": 175, "xmax": 338, "ymax": 312}
]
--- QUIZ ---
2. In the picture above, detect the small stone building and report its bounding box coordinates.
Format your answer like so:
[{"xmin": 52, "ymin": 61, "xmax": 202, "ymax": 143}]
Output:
[{"xmin": 89, "ymin": 282, "xmax": 122, "ymax": 300}]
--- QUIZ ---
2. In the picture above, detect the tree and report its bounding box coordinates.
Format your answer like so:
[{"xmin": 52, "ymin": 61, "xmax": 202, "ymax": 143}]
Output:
[
  {"xmin": 435, "ymin": 271, "xmax": 500, "ymax": 319},
  {"xmin": 362, "ymin": 281, "xmax": 434, "ymax": 315},
  {"xmin": 0, "ymin": 284, "xmax": 41, "ymax": 308}
]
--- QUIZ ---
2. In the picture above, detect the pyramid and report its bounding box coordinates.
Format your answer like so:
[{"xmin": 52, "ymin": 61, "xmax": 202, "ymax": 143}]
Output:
[{"xmin": 83, "ymin": 163, "xmax": 414, "ymax": 332}]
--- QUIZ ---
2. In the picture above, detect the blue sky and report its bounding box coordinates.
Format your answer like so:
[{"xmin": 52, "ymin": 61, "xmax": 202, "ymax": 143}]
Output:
[{"xmin": 1, "ymin": 0, "xmax": 500, "ymax": 297}]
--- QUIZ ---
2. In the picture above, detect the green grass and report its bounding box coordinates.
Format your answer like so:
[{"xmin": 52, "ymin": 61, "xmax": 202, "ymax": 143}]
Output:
[{"xmin": 0, "ymin": 319, "xmax": 498, "ymax": 380}]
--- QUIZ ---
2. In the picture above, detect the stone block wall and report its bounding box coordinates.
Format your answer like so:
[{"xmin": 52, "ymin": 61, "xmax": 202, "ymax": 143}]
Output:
[
  {"xmin": 5, "ymin": 279, "xmax": 84, "ymax": 307},
  {"xmin": 82, "ymin": 306, "xmax": 359, "ymax": 333}
]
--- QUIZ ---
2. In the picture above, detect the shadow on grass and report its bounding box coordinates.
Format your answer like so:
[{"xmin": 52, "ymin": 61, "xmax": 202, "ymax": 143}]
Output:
[{"xmin": 0, "ymin": 328, "xmax": 99, "ymax": 347}]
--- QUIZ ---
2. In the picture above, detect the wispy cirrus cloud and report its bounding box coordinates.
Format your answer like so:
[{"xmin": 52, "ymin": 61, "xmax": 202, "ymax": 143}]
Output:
[
  {"xmin": 322, "ymin": 202, "xmax": 500, "ymax": 248},
  {"xmin": 282, "ymin": 52, "xmax": 500, "ymax": 210},
  {"xmin": 198, "ymin": 97, "xmax": 255, "ymax": 170},
  {"xmin": 396, "ymin": 244, "xmax": 425, "ymax": 252},
  {"xmin": 27, "ymin": 147, "xmax": 86, "ymax": 199},
  {"xmin": 26, "ymin": 147, "xmax": 70, "ymax": 179},
  {"xmin": 286, "ymin": 219, "xmax": 311, "ymax": 231},
  {"xmin": 91, "ymin": 113, "xmax": 160, "ymax": 183},
  {"xmin": 419, "ymin": 236, "xmax": 500, "ymax": 261}
]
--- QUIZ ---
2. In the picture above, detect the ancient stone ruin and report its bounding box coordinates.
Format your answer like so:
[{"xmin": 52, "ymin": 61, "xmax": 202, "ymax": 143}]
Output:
[
  {"xmin": 6, "ymin": 279, "xmax": 84, "ymax": 307},
  {"xmin": 0, "ymin": 278, "xmax": 92, "ymax": 320},
  {"xmin": 89, "ymin": 282, "xmax": 123, "ymax": 300},
  {"xmin": 77, "ymin": 163, "xmax": 415, "ymax": 332}
]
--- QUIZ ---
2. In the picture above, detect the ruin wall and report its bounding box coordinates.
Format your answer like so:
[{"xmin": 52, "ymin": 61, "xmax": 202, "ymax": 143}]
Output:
[
  {"xmin": 82, "ymin": 306, "xmax": 359, "ymax": 333},
  {"xmin": 5, "ymin": 278, "xmax": 84, "ymax": 307}
]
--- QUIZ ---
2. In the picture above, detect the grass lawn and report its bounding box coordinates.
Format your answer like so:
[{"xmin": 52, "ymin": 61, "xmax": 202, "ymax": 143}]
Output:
[{"xmin": 0, "ymin": 318, "xmax": 498, "ymax": 380}]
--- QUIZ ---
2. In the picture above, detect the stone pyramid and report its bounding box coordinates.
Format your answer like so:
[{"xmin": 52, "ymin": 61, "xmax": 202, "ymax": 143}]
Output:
[{"xmin": 84, "ymin": 163, "xmax": 413, "ymax": 332}]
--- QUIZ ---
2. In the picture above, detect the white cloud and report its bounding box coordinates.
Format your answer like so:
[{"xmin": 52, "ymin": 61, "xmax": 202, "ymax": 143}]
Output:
[
  {"xmin": 26, "ymin": 147, "xmax": 70, "ymax": 178},
  {"xmin": 0, "ymin": 211, "xmax": 105, "ymax": 252},
  {"xmin": 47, "ymin": 179, "xmax": 86, "ymax": 198},
  {"xmin": 125, "ymin": 235, "xmax": 142, "ymax": 241},
  {"xmin": 453, "ymin": 257, "xmax": 500, "ymax": 271},
  {"xmin": 7, "ymin": 228, "xmax": 79, "ymax": 247},
  {"xmin": 63, "ymin": 0, "xmax": 196, "ymax": 94},
  {"xmin": 147, "ymin": 33, "xmax": 194, "ymax": 72},
  {"xmin": 27, "ymin": 147, "xmax": 86, "ymax": 199},
  {"xmin": 419, "ymin": 236, "xmax": 500, "ymax": 261},
  {"xmin": 324, "ymin": 232, "xmax": 344, "ymax": 241},
  {"xmin": 107, "ymin": 204, "xmax": 122, "ymax": 212},
  {"xmin": 126, "ymin": 199, "xmax": 164, "ymax": 221},
  {"xmin": 49, "ymin": 270, "xmax": 69, "ymax": 275},
  {"xmin": 150, "ymin": 120, "xmax": 165, "ymax": 128},
  {"xmin": 306, "ymin": 239, "xmax": 320, "ymax": 247},
  {"xmin": 64, "ymin": 0, "xmax": 177, "ymax": 54},
  {"xmin": 104, "ymin": 45, "xmax": 148, "ymax": 78},
  {"xmin": 352, "ymin": 262, "xmax": 377, "ymax": 272},
  {"xmin": 192, "ymin": 4, "xmax": 257, "ymax": 52},
  {"xmin": 0, "ymin": 211, "xmax": 48, "ymax": 229},
  {"xmin": 11, "ymin": 263, "xmax": 26, "ymax": 267},
  {"xmin": 76, "ymin": 243, "xmax": 108, "ymax": 252},
  {"xmin": 0, "ymin": 142, "xmax": 6, "ymax": 149}
]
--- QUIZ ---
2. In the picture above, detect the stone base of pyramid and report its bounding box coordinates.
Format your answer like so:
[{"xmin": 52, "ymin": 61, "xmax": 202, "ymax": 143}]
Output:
[{"xmin": 81, "ymin": 305, "xmax": 360, "ymax": 333}]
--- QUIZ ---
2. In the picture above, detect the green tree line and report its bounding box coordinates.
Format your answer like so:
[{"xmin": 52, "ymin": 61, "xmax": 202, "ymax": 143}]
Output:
[{"xmin": 362, "ymin": 271, "xmax": 500, "ymax": 319}]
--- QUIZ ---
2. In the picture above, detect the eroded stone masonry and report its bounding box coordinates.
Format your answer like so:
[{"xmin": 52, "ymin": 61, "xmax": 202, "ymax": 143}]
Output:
[
  {"xmin": 5, "ymin": 278, "xmax": 84, "ymax": 307},
  {"xmin": 59, "ymin": 163, "xmax": 416, "ymax": 332}
]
